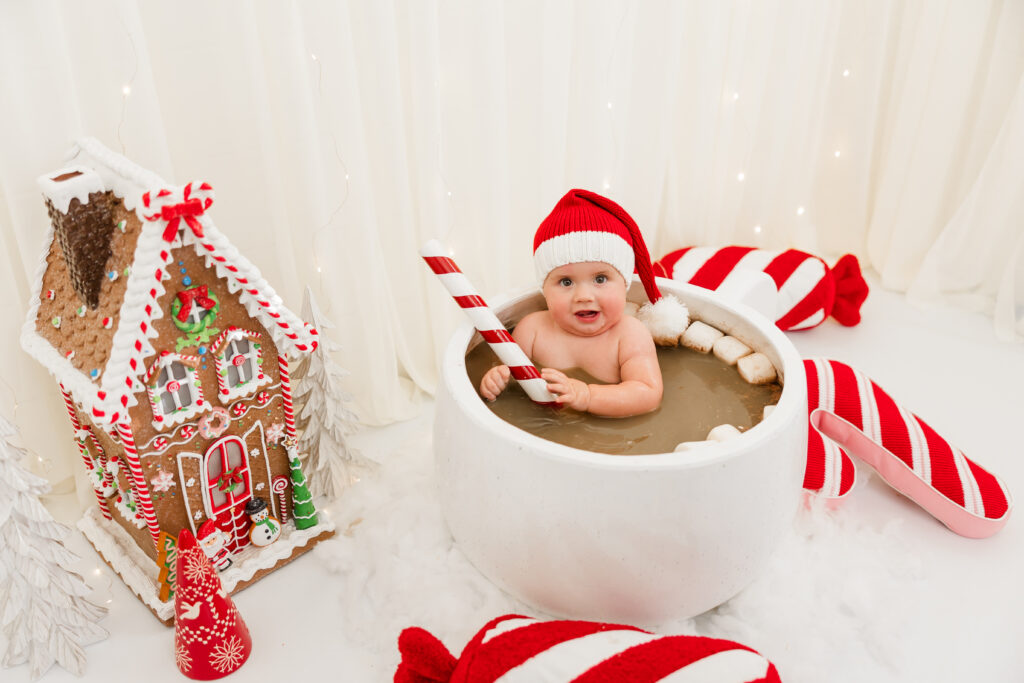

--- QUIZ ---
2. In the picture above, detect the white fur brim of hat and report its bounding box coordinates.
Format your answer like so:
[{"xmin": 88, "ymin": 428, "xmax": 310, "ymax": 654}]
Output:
[{"xmin": 534, "ymin": 230, "xmax": 634, "ymax": 287}]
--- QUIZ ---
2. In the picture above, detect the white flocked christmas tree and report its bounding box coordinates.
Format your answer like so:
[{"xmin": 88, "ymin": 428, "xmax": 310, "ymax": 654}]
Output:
[
  {"xmin": 0, "ymin": 413, "xmax": 108, "ymax": 680},
  {"xmin": 293, "ymin": 287, "xmax": 371, "ymax": 501}
]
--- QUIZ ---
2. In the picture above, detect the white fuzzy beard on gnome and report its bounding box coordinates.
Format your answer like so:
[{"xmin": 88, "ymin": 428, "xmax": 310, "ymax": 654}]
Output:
[{"xmin": 314, "ymin": 421, "xmax": 925, "ymax": 682}]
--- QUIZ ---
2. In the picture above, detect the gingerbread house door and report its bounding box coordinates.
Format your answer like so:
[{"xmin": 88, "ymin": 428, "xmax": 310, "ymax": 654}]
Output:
[{"xmin": 204, "ymin": 436, "xmax": 253, "ymax": 552}]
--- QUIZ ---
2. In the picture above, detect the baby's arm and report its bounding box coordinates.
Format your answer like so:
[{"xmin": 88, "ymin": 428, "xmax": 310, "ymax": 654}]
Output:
[
  {"xmin": 478, "ymin": 314, "xmax": 541, "ymax": 401},
  {"xmin": 543, "ymin": 318, "xmax": 663, "ymax": 417}
]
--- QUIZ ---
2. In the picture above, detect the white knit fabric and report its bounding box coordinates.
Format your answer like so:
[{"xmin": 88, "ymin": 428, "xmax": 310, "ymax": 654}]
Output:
[{"xmin": 533, "ymin": 230, "xmax": 634, "ymax": 288}]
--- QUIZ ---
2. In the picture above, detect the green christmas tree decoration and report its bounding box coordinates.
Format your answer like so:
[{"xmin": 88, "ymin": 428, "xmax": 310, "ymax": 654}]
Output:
[{"xmin": 284, "ymin": 439, "xmax": 318, "ymax": 530}]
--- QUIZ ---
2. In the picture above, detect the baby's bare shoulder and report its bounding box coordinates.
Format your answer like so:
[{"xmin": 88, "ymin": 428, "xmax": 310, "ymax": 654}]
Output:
[
  {"xmin": 616, "ymin": 315, "xmax": 657, "ymax": 353},
  {"xmin": 514, "ymin": 310, "xmax": 549, "ymax": 335}
]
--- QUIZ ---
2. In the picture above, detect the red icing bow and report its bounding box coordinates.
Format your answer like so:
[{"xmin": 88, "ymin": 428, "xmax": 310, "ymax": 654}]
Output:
[
  {"xmin": 176, "ymin": 285, "xmax": 217, "ymax": 322},
  {"xmin": 142, "ymin": 182, "xmax": 214, "ymax": 243},
  {"xmin": 215, "ymin": 466, "xmax": 244, "ymax": 493}
]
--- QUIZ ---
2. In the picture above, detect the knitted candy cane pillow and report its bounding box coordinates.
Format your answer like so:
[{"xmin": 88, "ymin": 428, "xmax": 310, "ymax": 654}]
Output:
[
  {"xmin": 653, "ymin": 246, "xmax": 869, "ymax": 330},
  {"xmin": 395, "ymin": 615, "xmax": 780, "ymax": 683},
  {"xmin": 802, "ymin": 358, "xmax": 1012, "ymax": 538}
]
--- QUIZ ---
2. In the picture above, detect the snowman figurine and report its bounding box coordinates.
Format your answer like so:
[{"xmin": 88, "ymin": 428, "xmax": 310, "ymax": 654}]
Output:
[
  {"xmin": 196, "ymin": 519, "xmax": 233, "ymax": 571},
  {"xmin": 245, "ymin": 497, "xmax": 282, "ymax": 547}
]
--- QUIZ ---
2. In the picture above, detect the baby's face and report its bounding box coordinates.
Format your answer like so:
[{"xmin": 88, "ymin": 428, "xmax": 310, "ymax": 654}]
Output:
[{"xmin": 542, "ymin": 262, "xmax": 627, "ymax": 337}]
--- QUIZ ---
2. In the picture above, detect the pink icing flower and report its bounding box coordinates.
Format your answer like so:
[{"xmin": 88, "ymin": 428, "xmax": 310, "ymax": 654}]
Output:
[
  {"xmin": 150, "ymin": 470, "xmax": 177, "ymax": 492},
  {"xmin": 266, "ymin": 423, "xmax": 285, "ymax": 444}
]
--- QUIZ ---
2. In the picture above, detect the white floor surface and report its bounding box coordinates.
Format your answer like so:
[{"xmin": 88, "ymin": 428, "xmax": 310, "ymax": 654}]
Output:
[{"xmin": 5, "ymin": 282, "xmax": 1024, "ymax": 683}]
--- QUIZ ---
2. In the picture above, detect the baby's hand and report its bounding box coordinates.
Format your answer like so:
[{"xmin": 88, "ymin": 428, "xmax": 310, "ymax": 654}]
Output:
[
  {"xmin": 480, "ymin": 365, "xmax": 511, "ymax": 401},
  {"xmin": 541, "ymin": 368, "xmax": 591, "ymax": 412}
]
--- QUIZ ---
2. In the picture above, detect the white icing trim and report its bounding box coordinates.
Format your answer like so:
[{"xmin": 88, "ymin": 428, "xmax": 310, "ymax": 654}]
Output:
[
  {"xmin": 21, "ymin": 139, "xmax": 316, "ymax": 426},
  {"xmin": 177, "ymin": 452, "xmax": 204, "ymax": 536},
  {"xmin": 243, "ymin": 420, "xmax": 278, "ymax": 519},
  {"xmin": 78, "ymin": 505, "xmax": 336, "ymax": 622},
  {"xmin": 37, "ymin": 166, "xmax": 105, "ymax": 214}
]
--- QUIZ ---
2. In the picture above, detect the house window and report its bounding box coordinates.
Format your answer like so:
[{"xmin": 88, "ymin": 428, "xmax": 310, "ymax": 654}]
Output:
[
  {"xmin": 211, "ymin": 328, "xmax": 269, "ymax": 402},
  {"xmin": 204, "ymin": 436, "xmax": 252, "ymax": 517},
  {"xmin": 146, "ymin": 354, "xmax": 207, "ymax": 429},
  {"xmin": 157, "ymin": 362, "xmax": 196, "ymax": 414},
  {"xmin": 225, "ymin": 338, "xmax": 256, "ymax": 387}
]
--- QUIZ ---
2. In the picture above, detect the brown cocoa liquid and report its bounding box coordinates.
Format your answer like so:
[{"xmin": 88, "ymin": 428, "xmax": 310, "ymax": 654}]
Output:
[{"xmin": 465, "ymin": 341, "xmax": 782, "ymax": 455}]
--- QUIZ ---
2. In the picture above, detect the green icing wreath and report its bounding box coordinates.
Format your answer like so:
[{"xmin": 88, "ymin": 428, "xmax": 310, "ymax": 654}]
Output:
[{"xmin": 171, "ymin": 290, "xmax": 220, "ymax": 350}]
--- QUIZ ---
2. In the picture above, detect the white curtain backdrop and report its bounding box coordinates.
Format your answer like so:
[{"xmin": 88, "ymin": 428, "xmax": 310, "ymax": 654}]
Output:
[{"xmin": 1, "ymin": 0, "xmax": 1022, "ymax": 499}]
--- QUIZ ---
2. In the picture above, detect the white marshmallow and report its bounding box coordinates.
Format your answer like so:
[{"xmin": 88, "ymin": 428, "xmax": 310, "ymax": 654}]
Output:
[
  {"xmin": 673, "ymin": 440, "xmax": 711, "ymax": 452},
  {"xmin": 737, "ymin": 352, "xmax": 777, "ymax": 385},
  {"xmin": 763, "ymin": 404, "xmax": 776, "ymax": 419},
  {"xmin": 707, "ymin": 424, "xmax": 742, "ymax": 441},
  {"xmin": 712, "ymin": 336, "xmax": 752, "ymax": 366},
  {"xmin": 680, "ymin": 321, "xmax": 723, "ymax": 354}
]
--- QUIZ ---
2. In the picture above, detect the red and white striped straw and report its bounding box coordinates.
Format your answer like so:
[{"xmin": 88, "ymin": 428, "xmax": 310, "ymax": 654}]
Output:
[{"xmin": 420, "ymin": 240, "xmax": 557, "ymax": 406}]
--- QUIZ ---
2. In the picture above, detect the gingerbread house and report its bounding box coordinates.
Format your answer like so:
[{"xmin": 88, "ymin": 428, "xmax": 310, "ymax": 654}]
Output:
[{"xmin": 21, "ymin": 138, "xmax": 335, "ymax": 625}]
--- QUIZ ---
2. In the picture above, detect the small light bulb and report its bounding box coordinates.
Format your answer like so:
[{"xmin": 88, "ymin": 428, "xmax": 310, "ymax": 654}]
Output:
[
  {"xmin": 843, "ymin": 69, "xmax": 850, "ymax": 77},
  {"xmin": 607, "ymin": 102, "xmax": 613, "ymax": 110},
  {"xmin": 311, "ymin": 53, "xmax": 318, "ymax": 61},
  {"xmin": 733, "ymin": 92, "xmax": 739, "ymax": 101},
  {"xmin": 447, "ymin": 191, "xmax": 452, "ymax": 198},
  {"xmin": 737, "ymin": 172, "xmax": 745, "ymax": 182},
  {"xmin": 602, "ymin": 180, "xmax": 611, "ymax": 190},
  {"xmin": 753, "ymin": 225, "xmax": 762, "ymax": 233},
  {"xmin": 344, "ymin": 174, "xmax": 350, "ymax": 180},
  {"xmin": 93, "ymin": 567, "xmax": 102, "ymax": 576},
  {"xmin": 834, "ymin": 150, "xmax": 841, "ymax": 158},
  {"xmin": 796, "ymin": 206, "xmax": 805, "ymax": 215},
  {"xmin": 316, "ymin": 266, "xmax": 322, "ymax": 273},
  {"xmin": 122, "ymin": 85, "xmax": 131, "ymax": 96}
]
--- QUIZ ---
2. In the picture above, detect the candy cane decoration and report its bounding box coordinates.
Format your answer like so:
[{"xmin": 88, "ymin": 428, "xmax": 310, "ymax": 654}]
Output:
[
  {"xmin": 59, "ymin": 385, "xmax": 111, "ymax": 519},
  {"xmin": 115, "ymin": 421, "xmax": 162, "ymax": 552},
  {"xmin": 272, "ymin": 476, "xmax": 290, "ymax": 523},
  {"xmin": 278, "ymin": 355, "xmax": 297, "ymax": 438},
  {"xmin": 420, "ymin": 240, "xmax": 557, "ymax": 406}
]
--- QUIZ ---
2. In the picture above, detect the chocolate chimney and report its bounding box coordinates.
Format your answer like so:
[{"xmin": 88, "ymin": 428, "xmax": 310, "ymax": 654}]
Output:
[{"xmin": 38, "ymin": 168, "xmax": 115, "ymax": 310}]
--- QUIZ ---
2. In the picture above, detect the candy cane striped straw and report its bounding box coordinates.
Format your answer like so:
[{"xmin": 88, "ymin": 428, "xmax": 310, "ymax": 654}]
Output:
[{"xmin": 420, "ymin": 240, "xmax": 558, "ymax": 406}]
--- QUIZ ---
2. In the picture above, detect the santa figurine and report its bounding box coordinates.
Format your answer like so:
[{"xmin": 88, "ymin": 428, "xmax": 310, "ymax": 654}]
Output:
[
  {"xmin": 196, "ymin": 519, "xmax": 233, "ymax": 571},
  {"xmin": 244, "ymin": 497, "xmax": 281, "ymax": 547}
]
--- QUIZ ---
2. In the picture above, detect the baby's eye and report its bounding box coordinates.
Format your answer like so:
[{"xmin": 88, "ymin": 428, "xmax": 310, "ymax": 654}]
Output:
[
  {"xmin": 559, "ymin": 277, "xmax": 573, "ymax": 287},
  {"xmin": 594, "ymin": 274, "xmax": 608, "ymax": 284}
]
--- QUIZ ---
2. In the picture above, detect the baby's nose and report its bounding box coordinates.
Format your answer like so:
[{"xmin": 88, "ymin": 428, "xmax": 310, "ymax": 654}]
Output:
[{"xmin": 574, "ymin": 286, "xmax": 595, "ymax": 300}]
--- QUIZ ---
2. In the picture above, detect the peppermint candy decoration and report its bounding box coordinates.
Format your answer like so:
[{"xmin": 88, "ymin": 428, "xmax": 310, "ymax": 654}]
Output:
[
  {"xmin": 230, "ymin": 402, "xmax": 248, "ymax": 419},
  {"xmin": 180, "ymin": 425, "xmax": 198, "ymax": 440},
  {"xmin": 141, "ymin": 182, "xmax": 214, "ymax": 244},
  {"xmin": 255, "ymin": 390, "xmax": 270, "ymax": 406},
  {"xmin": 803, "ymin": 358, "xmax": 1011, "ymax": 538},
  {"xmin": 396, "ymin": 615, "xmax": 780, "ymax": 683},
  {"xmin": 654, "ymin": 246, "xmax": 869, "ymax": 331},
  {"xmin": 152, "ymin": 436, "xmax": 169, "ymax": 453}
]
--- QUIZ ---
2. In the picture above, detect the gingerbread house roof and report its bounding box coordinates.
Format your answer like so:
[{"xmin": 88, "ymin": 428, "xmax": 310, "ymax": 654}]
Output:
[{"xmin": 21, "ymin": 138, "xmax": 318, "ymax": 427}]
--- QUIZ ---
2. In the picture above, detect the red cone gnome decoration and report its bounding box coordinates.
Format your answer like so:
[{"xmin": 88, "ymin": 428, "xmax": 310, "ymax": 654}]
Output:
[{"xmin": 174, "ymin": 528, "xmax": 252, "ymax": 679}]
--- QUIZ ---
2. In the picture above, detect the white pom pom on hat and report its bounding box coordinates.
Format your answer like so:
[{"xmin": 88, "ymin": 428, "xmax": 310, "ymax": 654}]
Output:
[{"xmin": 533, "ymin": 189, "xmax": 689, "ymax": 343}]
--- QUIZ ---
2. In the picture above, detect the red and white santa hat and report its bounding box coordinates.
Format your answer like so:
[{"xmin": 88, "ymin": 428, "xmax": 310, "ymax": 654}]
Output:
[{"xmin": 533, "ymin": 189, "xmax": 689, "ymax": 343}]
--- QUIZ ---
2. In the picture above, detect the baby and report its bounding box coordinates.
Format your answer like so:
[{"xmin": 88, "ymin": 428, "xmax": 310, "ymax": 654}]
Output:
[{"xmin": 480, "ymin": 189, "xmax": 686, "ymax": 417}]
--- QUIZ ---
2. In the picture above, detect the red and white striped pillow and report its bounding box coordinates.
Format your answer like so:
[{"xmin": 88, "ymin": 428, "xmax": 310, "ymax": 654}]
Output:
[
  {"xmin": 653, "ymin": 246, "xmax": 869, "ymax": 331},
  {"xmin": 396, "ymin": 615, "xmax": 780, "ymax": 683},
  {"xmin": 803, "ymin": 358, "xmax": 1011, "ymax": 538}
]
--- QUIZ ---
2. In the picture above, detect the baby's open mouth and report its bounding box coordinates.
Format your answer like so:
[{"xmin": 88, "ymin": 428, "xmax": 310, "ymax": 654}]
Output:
[{"xmin": 575, "ymin": 310, "xmax": 599, "ymax": 321}]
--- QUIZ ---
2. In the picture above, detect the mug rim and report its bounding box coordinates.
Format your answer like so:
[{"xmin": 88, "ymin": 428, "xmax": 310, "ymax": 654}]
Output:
[{"xmin": 441, "ymin": 276, "xmax": 806, "ymax": 471}]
